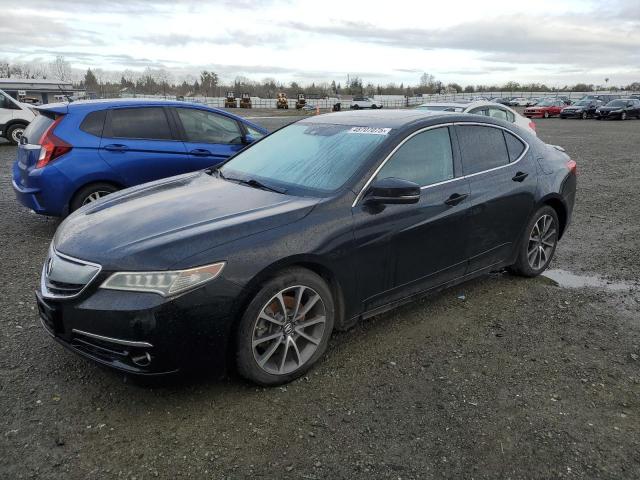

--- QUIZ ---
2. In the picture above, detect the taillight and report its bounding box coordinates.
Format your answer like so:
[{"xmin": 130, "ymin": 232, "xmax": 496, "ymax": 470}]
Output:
[
  {"xmin": 528, "ymin": 120, "xmax": 537, "ymax": 131},
  {"xmin": 567, "ymin": 159, "xmax": 577, "ymax": 174},
  {"xmin": 36, "ymin": 116, "xmax": 71, "ymax": 169}
]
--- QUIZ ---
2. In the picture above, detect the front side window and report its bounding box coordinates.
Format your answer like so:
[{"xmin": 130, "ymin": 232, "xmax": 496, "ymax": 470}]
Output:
[
  {"xmin": 221, "ymin": 123, "xmax": 387, "ymax": 195},
  {"xmin": 109, "ymin": 107, "xmax": 172, "ymax": 140},
  {"xmin": 246, "ymin": 124, "xmax": 265, "ymax": 140},
  {"xmin": 457, "ymin": 125, "xmax": 510, "ymax": 175},
  {"xmin": 0, "ymin": 93, "xmax": 19, "ymax": 110},
  {"xmin": 177, "ymin": 108, "xmax": 242, "ymax": 144},
  {"xmin": 376, "ymin": 127, "xmax": 454, "ymax": 186}
]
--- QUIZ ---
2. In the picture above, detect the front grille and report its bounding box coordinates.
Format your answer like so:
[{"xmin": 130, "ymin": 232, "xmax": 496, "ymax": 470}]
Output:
[
  {"xmin": 45, "ymin": 278, "xmax": 85, "ymax": 296},
  {"xmin": 41, "ymin": 247, "xmax": 102, "ymax": 300}
]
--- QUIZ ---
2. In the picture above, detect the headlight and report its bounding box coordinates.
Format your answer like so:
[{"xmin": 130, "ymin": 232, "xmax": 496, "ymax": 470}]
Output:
[{"xmin": 100, "ymin": 262, "xmax": 225, "ymax": 296}]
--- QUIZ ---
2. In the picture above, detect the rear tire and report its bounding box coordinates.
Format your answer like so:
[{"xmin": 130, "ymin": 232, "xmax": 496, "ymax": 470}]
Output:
[
  {"xmin": 543, "ymin": 111, "xmax": 550, "ymax": 118},
  {"xmin": 70, "ymin": 182, "xmax": 119, "ymax": 212},
  {"xmin": 236, "ymin": 268, "xmax": 335, "ymax": 386},
  {"xmin": 621, "ymin": 112, "xmax": 627, "ymax": 120},
  {"xmin": 6, "ymin": 124, "xmax": 26, "ymax": 145},
  {"xmin": 510, "ymin": 206, "xmax": 559, "ymax": 277}
]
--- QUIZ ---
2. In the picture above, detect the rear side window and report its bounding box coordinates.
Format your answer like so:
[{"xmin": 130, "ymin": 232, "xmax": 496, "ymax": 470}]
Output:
[
  {"xmin": 80, "ymin": 110, "xmax": 106, "ymax": 137},
  {"xmin": 457, "ymin": 125, "xmax": 509, "ymax": 175},
  {"xmin": 503, "ymin": 131, "xmax": 525, "ymax": 162},
  {"xmin": 22, "ymin": 114, "xmax": 54, "ymax": 144},
  {"xmin": 176, "ymin": 108, "xmax": 242, "ymax": 144},
  {"xmin": 109, "ymin": 107, "xmax": 172, "ymax": 140},
  {"xmin": 377, "ymin": 127, "xmax": 454, "ymax": 186}
]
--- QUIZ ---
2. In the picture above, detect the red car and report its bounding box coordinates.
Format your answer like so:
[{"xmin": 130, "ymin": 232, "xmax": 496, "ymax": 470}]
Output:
[{"xmin": 523, "ymin": 99, "xmax": 565, "ymax": 118}]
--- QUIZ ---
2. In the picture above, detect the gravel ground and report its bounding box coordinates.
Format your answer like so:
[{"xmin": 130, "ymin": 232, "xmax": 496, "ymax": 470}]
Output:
[{"xmin": 0, "ymin": 113, "xmax": 639, "ymax": 479}]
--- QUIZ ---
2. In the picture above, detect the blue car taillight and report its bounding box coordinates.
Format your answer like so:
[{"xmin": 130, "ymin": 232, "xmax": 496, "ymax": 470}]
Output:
[{"xmin": 36, "ymin": 116, "xmax": 72, "ymax": 169}]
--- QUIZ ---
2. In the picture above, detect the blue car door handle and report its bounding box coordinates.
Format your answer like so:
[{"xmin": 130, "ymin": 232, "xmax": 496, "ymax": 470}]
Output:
[
  {"xmin": 189, "ymin": 149, "xmax": 213, "ymax": 156},
  {"xmin": 104, "ymin": 144, "xmax": 130, "ymax": 152}
]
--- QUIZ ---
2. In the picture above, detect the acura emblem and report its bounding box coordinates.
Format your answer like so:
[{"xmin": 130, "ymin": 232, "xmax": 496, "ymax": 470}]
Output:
[{"xmin": 46, "ymin": 257, "xmax": 54, "ymax": 277}]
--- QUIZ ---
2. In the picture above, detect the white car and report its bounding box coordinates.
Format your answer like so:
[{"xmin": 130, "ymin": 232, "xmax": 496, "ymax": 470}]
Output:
[
  {"xmin": 350, "ymin": 96, "xmax": 383, "ymax": 109},
  {"xmin": 509, "ymin": 97, "xmax": 530, "ymax": 106},
  {"xmin": 416, "ymin": 101, "xmax": 536, "ymax": 135},
  {"xmin": 0, "ymin": 89, "xmax": 36, "ymax": 144}
]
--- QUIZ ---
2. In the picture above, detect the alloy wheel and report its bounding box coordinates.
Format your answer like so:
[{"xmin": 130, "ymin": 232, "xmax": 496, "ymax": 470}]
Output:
[
  {"xmin": 527, "ymin": 214, "xmax": 557, "ymax": 270},
  {"xmin": 11, "ymin": 127, "xmax": 24, "ymax": 143},
  {"xmin": 252, "ymin": 285, "xmax": 326, "ymax": 375},
  {"xmin": 82, "ymin": 190, "xmax": 112, "ymax": 205}
]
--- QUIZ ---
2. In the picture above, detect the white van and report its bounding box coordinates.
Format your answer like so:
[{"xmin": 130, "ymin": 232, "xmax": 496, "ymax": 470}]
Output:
[{"xmin": 0, "ymin": 89, "xmax": 36, "ymax": 144}]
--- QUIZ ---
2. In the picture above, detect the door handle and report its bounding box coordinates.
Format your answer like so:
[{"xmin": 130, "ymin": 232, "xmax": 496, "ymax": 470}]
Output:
[
  {"xmin": 444, "ymin": 193, "xmax": 468, "ymax": 206},
  {"xmin": 103, "ymin": 144, "xmax": 129, "ymax": 152},
  {"xmin": 189, "ymin": 149, "xmax": 212, "ymax": 156},
  {"xmin": 512, "ymin": 171, "xmax": 529, "ymax": 182}
]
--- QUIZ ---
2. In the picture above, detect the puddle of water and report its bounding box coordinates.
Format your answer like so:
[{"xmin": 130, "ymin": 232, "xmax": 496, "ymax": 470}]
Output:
[{"xmin": 542, "ymin": 269, "xmax": 637, "ymax": 292}]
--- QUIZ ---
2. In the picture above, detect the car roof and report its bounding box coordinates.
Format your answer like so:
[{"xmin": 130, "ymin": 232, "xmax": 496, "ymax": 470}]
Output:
[
  {"xmin": 37, "ymin": 98, "xmax": 224, "ymax": 115},
  {"xmin": 298, "ymin": 109, "xmax": 458, "ymax": 128},
  {"xmin": 35, "ymin": 98, "xmax": 268, "ymax": 131},
  {"xmin": 297, "ymin": 109, "xmax": 525, "ymax": 132}
]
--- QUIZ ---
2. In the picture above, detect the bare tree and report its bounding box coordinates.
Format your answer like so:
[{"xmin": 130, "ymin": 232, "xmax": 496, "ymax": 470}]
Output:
[{"xmin": 50, "ymin": 56, "xmax": 71, "ymax": 82}]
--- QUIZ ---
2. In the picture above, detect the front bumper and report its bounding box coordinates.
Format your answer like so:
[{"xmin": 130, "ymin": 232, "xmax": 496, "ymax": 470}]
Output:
[
  {"xmin": 36, "ymin": 276, "xmax": 243, "ymax": 376},
  {"xmin": 595, "ymin": 110, "xmax": 622, "ymax": 119},
  {"xmin": 560, "ymin": 110, "xmax": 585, "ymax": 118},
  {"xmin": 523, "ymin": 111, "xmax": 545, "ymax": 118}
]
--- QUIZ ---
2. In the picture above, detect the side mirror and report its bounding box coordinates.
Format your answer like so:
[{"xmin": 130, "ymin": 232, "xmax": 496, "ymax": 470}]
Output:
[
  {"xmin": 243, "ymin": 134, "xmax": 257, "ymax": 145},
  {"xmin": 365, "ymin": 177, "xmax": 421, "ymax": 205}
]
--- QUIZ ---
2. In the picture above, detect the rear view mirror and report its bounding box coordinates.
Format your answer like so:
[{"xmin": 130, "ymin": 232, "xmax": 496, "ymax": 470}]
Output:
[
  {"xmin": 243, "ymin": 134, "xmax": 257, "ymax": 145},
  {"xmin": 365, "ymin": 177, "xmax": 421, "ymax": 205}
]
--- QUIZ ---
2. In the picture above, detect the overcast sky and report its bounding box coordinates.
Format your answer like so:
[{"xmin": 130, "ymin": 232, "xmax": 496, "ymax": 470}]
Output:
[{"xmin": 2, "ymin": 0, "xmax": 639, "ymax": 86}]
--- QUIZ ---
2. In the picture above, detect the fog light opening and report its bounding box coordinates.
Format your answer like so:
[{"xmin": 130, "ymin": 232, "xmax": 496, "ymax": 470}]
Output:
[{"xmin": 131, "ymin": 351, "xmax": 152, "ymax": 367}]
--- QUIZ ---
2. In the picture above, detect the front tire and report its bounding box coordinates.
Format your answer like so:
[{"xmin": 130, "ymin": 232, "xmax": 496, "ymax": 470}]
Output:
[
  {"xmin": 6, "ymin": 124, "xmax": 26, "ymax": 145},
  {"xmin": 621, "ymin": 112, "xmax": 627, "ymax": 120},
  {"xmin": 510, "ymin": 206, "xmax": 559, "ymax": 277},
  {"xmin": 236, "ymin": 268, "xmax": 335, "ymax": 386},
  {"xmin": 70, "ymin": 182, "xmax": 119, "ymax": 212},
  {"xmin": 581, "ymin": 111, "xmax": 588, "ymax": 120},
  {"xmin": 543, "ymin": 111, "xmax": 550, "ymax": 118}
]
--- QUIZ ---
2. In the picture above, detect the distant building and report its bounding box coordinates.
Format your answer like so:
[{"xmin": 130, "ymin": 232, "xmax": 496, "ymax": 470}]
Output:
[{"xmin": 0, "ymin": 78, "xmax": 84, "ymax": 104}]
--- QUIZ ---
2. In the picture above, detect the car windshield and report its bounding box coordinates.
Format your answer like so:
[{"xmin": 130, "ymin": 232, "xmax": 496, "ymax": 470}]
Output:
[
  {"xmin": 606, "ymin": 100, "xmax": 626, "ymax": 107},
  {"xmin": 220, "ymin": 123, "xmax": 388, "ymax": 195},
  {"xmin": 574, "ymin": 100, "xmax": 591, "ymax": 106},
  {"xmin": 537, "ymin": 100, "xmax": 554, "ymax": 106}
]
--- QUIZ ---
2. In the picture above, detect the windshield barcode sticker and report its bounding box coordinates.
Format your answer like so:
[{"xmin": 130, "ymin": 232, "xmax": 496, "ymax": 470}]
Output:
[{"xmin": 348, "ymin": 127, "xmax": 392, "ymax": 135}]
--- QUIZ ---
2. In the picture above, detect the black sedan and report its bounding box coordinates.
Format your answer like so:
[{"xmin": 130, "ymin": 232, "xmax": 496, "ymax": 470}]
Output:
[
  {"xmin": 595, "ymin": 99, "xmax": 640, "ymax": 120},
  {"xmin": 560, "ymin": 99, "xmax": 603, "ymax": 119},
  {"xmin": 36, "ymin": 111, "xmax": 577, "ymax": 385}
]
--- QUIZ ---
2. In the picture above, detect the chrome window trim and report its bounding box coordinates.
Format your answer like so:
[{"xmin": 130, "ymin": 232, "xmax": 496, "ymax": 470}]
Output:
[
  {"xmin": 41, "ymin": 247, "xmax": 103, "ymax": 300},
  {"xmin": 72, "ymin": 329, "xmax": 153, "ymax": 348},
  {"xmin": 352, "ymin": 121, "xmax": 529, "ymax": 207}
]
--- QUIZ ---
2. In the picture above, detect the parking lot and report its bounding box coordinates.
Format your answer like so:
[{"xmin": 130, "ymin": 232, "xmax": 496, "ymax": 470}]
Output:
[{"xmin": 1, "ymin": 113, "xmax": 639, "ymax": 479}]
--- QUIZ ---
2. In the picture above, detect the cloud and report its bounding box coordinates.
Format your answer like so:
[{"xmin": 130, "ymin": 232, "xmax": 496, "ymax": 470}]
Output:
[
  {"xmin": 0, "ymin": 12, "xmax": 103, "ymax": 49},
  {"xmin": 284, "ymin": 13, "xmax": 640, "ymax": 68},
  {"xmin": 133, "ymin": 31, "xmax": 287, "ymax": 48}
]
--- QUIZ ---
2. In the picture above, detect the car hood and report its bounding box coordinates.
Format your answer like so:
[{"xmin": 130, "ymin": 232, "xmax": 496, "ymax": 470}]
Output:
[
  {"xmin": 53, "ymin": 172, "xmax": 320, "ymax": 270},
  {"xmin": 598, "ymin": 106, "xmax": 623, "ymax": 111}
]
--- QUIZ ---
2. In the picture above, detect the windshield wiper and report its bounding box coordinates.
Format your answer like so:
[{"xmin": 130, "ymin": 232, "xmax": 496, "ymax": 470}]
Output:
[{"xmin": 224, "ymin": 176, "xmax": 286, "ymax": 194}]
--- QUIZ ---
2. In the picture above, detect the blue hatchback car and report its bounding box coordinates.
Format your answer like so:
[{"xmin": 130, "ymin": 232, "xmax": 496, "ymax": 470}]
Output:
[{"xmin": 12, "ymin": 99, "xmax": 268, "ymax": 216}]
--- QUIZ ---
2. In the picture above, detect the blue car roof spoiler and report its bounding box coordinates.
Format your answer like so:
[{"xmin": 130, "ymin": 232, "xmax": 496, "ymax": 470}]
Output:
[{"xmin": 36, "ymin": 103, "xmax": 69, "ymax": 116}]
